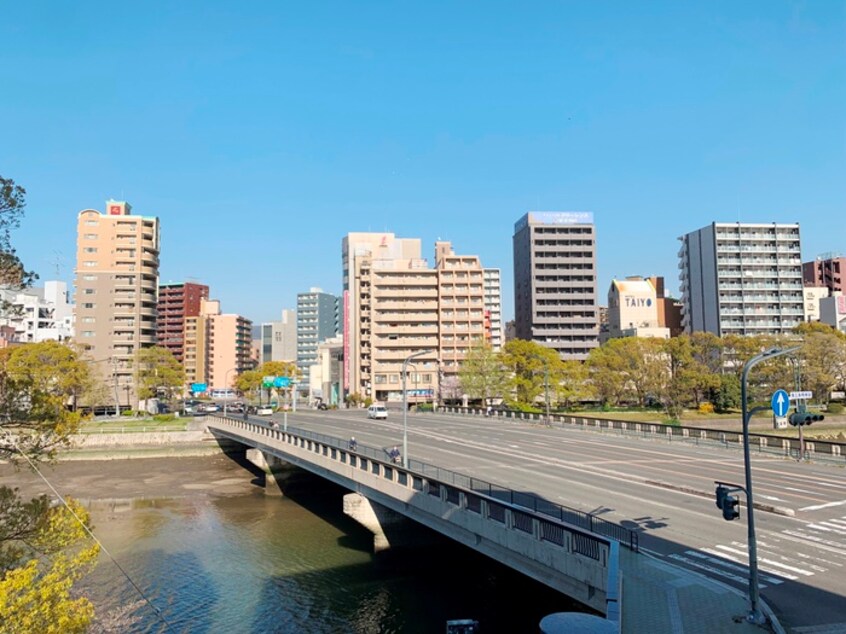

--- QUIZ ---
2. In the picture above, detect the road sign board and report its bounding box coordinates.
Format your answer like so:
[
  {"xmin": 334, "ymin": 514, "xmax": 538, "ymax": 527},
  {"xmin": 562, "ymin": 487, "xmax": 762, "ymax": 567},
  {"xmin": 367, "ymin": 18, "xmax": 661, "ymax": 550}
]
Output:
[
  {"xmin": 771, "ymin": 389, "xmax": 790, "ymax": 417},
  {"xmin": 274, "ymin": 376, "xmax": 290, "ymax": 388},
  {"xmin": 789, "ymin": 391, "xmax": 813, "ymax": 400},
  {"xmin": 190, "ymin": 383, "xmax": 207, "ymax": 393}
]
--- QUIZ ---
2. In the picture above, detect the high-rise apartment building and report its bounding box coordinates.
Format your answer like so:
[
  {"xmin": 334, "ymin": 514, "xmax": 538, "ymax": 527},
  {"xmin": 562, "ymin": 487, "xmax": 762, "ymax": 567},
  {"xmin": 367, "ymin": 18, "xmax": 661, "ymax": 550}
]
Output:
[
  {"xmin": 483, "ymin": 268, "xmax": 503, "ymax": 351},
  {"xmin": 342, "ymin": 233, "xmax": 490, "ymax": 404},
  {"xmin": 803, "ymin": 254, "xmax": 845, "ymax": 295},
  {"xmin": 678, "ymin": 222, "xmax": 804, "ymax": 336},
  {"xmin": 74, "ymin": 200, "xmax": 159, "ymax": 403},
  {"xmin": 157, "ymin": 282, "xmax": 209, "ymax": 363},
  {"xmin": 297, "ymin": 288, "xmax": 339, "ymax": 393},
  {"xmin": 342, "ymin": 233, "xmax": 423, "ymax": 400},
  {"xmin": 184, "ymin": 298, "xmax": 253, "ymax": 390},
  {"xmin": 513, "ymin": 212, "xmax": 599, "ymax": 361},
  {"xmin": 436, "ymin": 241, "xmax": 488, "ymax": 383},
  {"xmin": 261, "ymin": 309, "xmax": 297, "ymax": 364}
]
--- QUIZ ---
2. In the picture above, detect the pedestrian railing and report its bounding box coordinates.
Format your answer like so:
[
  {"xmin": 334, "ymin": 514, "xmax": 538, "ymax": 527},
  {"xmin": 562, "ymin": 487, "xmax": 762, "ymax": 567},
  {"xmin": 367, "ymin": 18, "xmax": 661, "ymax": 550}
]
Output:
[{"xmin": 440, "ymin": 406, "xmax": 846, "ymax": 465}]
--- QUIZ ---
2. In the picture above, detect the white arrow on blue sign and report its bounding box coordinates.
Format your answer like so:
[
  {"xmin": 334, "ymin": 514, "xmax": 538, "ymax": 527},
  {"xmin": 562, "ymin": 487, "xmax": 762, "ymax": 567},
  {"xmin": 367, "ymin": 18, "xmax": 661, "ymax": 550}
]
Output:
[{"xmin": 771, "ymin": 389, "xmax": 790, "ymax": 417}]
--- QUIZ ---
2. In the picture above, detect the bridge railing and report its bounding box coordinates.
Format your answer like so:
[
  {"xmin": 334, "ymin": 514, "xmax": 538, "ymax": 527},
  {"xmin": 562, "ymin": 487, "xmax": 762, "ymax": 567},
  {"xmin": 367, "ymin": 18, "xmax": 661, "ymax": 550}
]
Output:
[
  {"xmin": 208, "ymin": 414, "xmax": 638, "ymax": 553},
  {"xmin": 439, "ymin": 406, "xmax": 846, "ymax": 465}
]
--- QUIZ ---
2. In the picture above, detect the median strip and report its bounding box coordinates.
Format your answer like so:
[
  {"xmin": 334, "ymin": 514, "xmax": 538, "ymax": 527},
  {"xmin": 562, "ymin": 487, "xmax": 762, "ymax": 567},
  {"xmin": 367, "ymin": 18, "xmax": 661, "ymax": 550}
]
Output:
[{"xmin": 644, "ymin": 479, "xmax": 796, "ymax": 517}]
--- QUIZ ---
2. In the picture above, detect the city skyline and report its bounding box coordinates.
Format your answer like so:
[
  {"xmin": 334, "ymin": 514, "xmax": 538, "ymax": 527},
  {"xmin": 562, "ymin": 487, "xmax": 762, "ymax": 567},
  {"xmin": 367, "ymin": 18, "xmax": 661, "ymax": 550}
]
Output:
[{"xmin": 3, "ymin": 2, "xmax": 844, "ymax": 325}]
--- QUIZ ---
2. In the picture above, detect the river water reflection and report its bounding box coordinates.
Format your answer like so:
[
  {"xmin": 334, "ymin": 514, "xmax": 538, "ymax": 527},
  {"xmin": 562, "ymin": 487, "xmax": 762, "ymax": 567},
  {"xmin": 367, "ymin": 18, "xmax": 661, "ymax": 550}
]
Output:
[{"xmin": 81, "ymin": 459, "xmax": 591, "ymax": 633}]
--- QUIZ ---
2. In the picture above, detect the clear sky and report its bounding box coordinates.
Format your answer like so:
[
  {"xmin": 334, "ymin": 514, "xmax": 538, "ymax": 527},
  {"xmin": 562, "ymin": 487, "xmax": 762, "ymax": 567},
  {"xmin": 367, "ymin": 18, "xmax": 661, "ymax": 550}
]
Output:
[{"xmin": 2, "ymin": 2, "xmax": 844, "ymax": 325}]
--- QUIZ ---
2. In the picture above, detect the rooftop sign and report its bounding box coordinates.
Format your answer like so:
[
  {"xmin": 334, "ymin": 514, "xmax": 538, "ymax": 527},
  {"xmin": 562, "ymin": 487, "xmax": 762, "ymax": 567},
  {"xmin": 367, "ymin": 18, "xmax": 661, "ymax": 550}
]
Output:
[{"xmin": 514, "ymin": 211, "xmax": 594, "ymax": 233}]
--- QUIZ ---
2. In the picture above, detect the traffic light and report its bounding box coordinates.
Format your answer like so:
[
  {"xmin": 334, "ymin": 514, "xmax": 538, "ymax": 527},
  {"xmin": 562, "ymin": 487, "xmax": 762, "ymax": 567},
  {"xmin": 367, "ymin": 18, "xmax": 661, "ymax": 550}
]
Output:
[
  {"xmin": 715, "ymin": 485, "xmax": 728, "ymax": 510},
  {"xmin": 722, "ymin": 494, "xmax": 740, "ymax": 521},
  {"xmin": 789, "ymin": 411, "xmax": 825, "ymax": 426}
]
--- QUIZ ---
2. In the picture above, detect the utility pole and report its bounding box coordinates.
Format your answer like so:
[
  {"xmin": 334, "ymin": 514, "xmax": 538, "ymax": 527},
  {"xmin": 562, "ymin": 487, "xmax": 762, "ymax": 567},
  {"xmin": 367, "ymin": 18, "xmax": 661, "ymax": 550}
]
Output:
[{"xmin": 111, "ymin": 357, "xmax": 120, "ymax": 417}]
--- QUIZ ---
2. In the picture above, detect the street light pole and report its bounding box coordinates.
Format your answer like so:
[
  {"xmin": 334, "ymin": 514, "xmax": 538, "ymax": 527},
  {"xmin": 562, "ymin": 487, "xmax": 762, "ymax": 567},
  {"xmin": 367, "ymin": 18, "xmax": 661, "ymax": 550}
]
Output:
[
  {"xmin": 741, "ymin": 346, "xmax": 799, "ymax": 625},
  {"xmin": 402, "ymin": 349, "xmax": 433, "ymax": 469},
  {"xmin": 223, "ymin": 368, "xmax": 237, "ymax": 416}
]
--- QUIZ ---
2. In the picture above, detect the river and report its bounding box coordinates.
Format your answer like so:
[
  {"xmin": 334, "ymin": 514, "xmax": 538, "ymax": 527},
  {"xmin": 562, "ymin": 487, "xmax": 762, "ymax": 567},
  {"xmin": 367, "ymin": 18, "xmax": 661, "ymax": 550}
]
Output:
[{"xmin": 4, "ymin": 453, "xmax": 592, "ymax": 633}]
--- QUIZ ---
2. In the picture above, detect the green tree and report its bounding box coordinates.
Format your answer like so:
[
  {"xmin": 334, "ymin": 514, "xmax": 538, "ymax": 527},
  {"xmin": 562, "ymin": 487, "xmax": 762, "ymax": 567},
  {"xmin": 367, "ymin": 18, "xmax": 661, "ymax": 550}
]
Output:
[
  {"xmin": 0, "ymin": 496, "xmax": 99, "ymax": 634},
  {"xmin": 458, "ymin": 339, "xmax": 509, "ymax": 406},
  {"xmin": 134, "ymin": 346, "xmax": 186, "ymax": 403},
  {"xmin": 586, "ymin": 339, "xmax": 630, "ymax": 406},
  {"xmin": 0, "ymin": 175, "xmax": 98, "ymax": 632},
  {"xmin": 1, "ymin": 341, "xmax": 91, "ymax": 458},
  {"xmin": 794, "ymin": 324, "xmax": 846, "ymax": 406},
  {"xmin": 714, "ymin": 374, "xmax": 741, "ymax": 413},
  {"xmin": 555, "ymin": 360, "xmax": 592, "ymax": 407},
  {"xmin": 501, "ymin": 339, "xmax": 562, "ymax": 407}
]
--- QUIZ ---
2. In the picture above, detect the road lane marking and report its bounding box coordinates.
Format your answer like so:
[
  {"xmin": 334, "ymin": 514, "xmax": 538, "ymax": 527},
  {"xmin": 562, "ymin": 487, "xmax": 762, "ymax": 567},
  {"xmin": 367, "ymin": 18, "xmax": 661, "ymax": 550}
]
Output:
[
  {"xmin": 781, "ymin": 530, "xmax": 846, "ymax": 556},
  {"xmin": 785, "ymin": 487, "xmax": 814, "ymax": 494},
  {"xmin": 799, "ymin": 500, "xmax": 846, "ymax": 512},
  {"xmin": 729, "ymin": 541, "xmax": 828, "ymax": 573},
  {"xmin": 713, "ymin": 545, "xmax": 814, "ymax": 576},
  {"xmin": 759, "ymin": 494, "xmax": 783, "ymax": 501},
  {"xmin": 668, "ymin": 553, "xmax": 768, "ymax": 588},
  {"xmin": 694, "ymin": 550, "xmax": 787, "ymax": 584}
]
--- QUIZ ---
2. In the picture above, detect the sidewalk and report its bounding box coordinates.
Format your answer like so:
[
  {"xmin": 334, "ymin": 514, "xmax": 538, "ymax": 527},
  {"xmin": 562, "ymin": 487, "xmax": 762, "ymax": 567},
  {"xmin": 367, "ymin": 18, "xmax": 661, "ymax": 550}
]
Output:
[{"xmin": 620, "ymin": 548, "xmax": 781, "ymax": 634}]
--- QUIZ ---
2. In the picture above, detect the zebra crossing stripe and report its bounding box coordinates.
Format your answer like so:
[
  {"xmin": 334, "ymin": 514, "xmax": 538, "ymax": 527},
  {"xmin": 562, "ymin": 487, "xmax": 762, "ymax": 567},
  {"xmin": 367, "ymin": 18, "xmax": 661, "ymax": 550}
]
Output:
[
  {"xmin": 781, "ymin": 530, "xmax": 846, "ymax": 556},
  {"xmin": 668, "ymin": 553, "xmax": 767, "ymax": 588},
  {"xmin": 809, "ymin": 523, "xmax": 846, "ymax": 536},
  {"xmin": 693, "ymin": 549, "xmax": 786, "ymax": 584},
  {"xmin": 729, "ymin": 541, "xmax": 828, "ymax": 573},
  {"xmin": 713, "ymin": 545, "xmax": 814, "ymax": 577}
]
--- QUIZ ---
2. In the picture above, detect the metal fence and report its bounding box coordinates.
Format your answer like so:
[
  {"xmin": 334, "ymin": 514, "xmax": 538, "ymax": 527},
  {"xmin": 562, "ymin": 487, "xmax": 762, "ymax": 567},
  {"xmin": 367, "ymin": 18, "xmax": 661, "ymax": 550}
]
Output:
[
  {"xmin": 209, "ymin": 414, "xmax": 639, "ymax": 553},
  {"xmin": 441, "ymin": 406, "xmax": 846, "ymax": 465}
]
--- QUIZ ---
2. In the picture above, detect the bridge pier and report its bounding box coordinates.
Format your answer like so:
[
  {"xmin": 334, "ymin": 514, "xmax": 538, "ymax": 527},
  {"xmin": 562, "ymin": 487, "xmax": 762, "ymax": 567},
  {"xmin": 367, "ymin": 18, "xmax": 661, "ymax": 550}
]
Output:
[
  {"xmin": 245, "ymin": 448, "xmax": 296, "ymax": 496},
  {"xmin": 343, "ymin": 492, "xmax": 426, "ymax": 553}
]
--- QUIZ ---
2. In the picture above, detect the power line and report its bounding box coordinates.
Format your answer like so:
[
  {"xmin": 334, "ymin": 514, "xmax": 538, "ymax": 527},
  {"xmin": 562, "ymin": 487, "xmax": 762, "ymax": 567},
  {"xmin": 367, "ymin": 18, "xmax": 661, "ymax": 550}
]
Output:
[{"xmin": 6, "ymin": 434, "xmax": 172, "ymax": 632}]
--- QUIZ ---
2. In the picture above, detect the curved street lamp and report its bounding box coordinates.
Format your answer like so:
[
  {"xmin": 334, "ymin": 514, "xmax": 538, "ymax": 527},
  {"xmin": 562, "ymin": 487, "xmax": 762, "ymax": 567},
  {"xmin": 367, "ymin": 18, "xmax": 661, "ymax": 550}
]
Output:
[
  {"xmin": 222, "ymin": 368, "xmax": 238, "ymax": 416},
  {"xmin": 402, "ymin": 349, "xmax": 434, "ymax": 468}
]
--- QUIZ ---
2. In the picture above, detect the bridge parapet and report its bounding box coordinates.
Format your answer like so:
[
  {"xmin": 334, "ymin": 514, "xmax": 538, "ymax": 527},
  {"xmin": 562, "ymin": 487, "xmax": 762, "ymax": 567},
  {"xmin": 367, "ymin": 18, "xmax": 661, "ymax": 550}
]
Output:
[{"xmin": 207, "ymin": 414, "xmax": 623, "ymax": 620}]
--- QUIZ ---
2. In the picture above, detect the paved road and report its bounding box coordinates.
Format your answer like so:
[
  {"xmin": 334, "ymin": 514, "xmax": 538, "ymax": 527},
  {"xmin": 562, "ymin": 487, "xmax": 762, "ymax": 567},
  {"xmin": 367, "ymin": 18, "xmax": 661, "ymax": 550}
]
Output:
[{"xmin": 262, "ymin": 408, "xmax": 846, "ymax": 632}]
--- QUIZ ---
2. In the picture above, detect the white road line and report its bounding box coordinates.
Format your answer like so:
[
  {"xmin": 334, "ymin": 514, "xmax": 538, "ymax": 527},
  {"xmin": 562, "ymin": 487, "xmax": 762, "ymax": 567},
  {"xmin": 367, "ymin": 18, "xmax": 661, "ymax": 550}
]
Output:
[
  {"xmin": 668, "ymin": 553, "xmax": 768, "ymax": 588},
  {"xmin": 713, "ymin": 545, "xmax": 814, "ymax": 577},
  {"xmin": 785, "ymin": 487, "xmax": 814, "ymax": 494},
  {"xmin": 729, "ymin": 541, "xmax": 828, "ymax": 573},
  {"xmin": 799, "ymin": 500, "xmax": 846, "ymax": 512},
  {"xmin": 808, "ymin": 523, "xmax": 846, "ymax": 536},
  {"xmin": 695, "ymin": 550, "xmax": 787, "ymax": 584},
  {"xmin": 781, "ymin": 530, "xmax": 846, "ymax": 557},
  {"xmin": 759, "ymin": 494, "xmax": 783, "ymax": 502}
]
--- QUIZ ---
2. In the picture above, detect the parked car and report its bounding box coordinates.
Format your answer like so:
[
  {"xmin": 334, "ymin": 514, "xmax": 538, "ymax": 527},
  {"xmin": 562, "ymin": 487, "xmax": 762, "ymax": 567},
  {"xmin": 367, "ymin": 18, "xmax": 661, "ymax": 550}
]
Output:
[
  {"xmin": 256, "ymin": 406, "xmax": 274, "ymax": 416},
  {"xmin": 201, "ymin": 403, "xmax": 220, "ymax": 413},
  {"xmin": 367, "ymin": 404, "xmax": 388, "ymax": 419}
]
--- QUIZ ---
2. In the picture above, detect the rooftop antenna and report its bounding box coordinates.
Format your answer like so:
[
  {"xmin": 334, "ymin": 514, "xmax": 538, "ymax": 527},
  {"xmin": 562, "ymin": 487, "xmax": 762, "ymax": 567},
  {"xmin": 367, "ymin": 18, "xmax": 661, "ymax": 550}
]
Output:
[{"xmin": 51, "ymin": 250, "xmax": 64, "ymax": 279}]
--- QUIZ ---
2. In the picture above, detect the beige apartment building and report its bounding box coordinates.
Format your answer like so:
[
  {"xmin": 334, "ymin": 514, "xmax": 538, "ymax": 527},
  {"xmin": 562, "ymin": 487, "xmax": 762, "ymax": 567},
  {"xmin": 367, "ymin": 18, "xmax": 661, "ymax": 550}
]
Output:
[
  {"xmin": 342, "ymin": 233, "xmax": 488, "ymax": 405},
  {"xmin": 184, "ymin": 298, "xmax": 253, "ymax": 391},
  {"xmin": 74, "ymin": 200, "xmax": 159, "ymax": 407}
]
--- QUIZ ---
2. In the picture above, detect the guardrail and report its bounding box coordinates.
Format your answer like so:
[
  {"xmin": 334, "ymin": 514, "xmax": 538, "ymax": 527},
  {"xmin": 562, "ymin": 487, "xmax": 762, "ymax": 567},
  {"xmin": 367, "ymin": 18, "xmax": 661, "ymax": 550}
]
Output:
[
  {"xmin": 78, "ymin": 425, "xmax": 189, "ymax": 434},
  {"xmin": 208, "ymin": 414, "xmax": 639, "ymax": 553},
  {"xmin": 440, "ymin": 406, "xmax": 846, "ymax": 465},
  {"xmin": 209, "ymin": 414, "xmax": 628, "ymax": 617}
]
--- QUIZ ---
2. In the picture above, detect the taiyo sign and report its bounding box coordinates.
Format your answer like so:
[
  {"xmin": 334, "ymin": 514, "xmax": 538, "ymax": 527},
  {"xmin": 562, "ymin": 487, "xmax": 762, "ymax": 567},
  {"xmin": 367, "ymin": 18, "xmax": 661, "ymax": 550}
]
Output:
[{"xmin": 624, "ymin": 296, "xmax": 653, "ymax": 308}]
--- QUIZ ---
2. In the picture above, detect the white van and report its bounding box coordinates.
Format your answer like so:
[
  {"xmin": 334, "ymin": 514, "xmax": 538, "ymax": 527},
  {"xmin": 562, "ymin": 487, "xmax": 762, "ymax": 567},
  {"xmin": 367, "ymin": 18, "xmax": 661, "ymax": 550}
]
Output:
[{"xmin": 367, "ymin": 404, "xmax": 388, "ymax": 419}]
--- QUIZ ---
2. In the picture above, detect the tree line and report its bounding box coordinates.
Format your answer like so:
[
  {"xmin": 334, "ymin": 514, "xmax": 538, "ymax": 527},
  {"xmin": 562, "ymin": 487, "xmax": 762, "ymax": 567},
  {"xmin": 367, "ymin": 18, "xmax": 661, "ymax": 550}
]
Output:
[{"xmin": 459, "ymin": 323, "xmax": 846, "ymax": 418}]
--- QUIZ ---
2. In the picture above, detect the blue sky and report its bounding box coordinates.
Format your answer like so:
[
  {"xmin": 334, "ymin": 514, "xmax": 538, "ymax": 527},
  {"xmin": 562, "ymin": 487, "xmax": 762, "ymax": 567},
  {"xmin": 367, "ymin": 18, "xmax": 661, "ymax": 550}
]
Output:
[{"xmin": 2, "ymin": 1, "xmax": 844, "ymax": 325}]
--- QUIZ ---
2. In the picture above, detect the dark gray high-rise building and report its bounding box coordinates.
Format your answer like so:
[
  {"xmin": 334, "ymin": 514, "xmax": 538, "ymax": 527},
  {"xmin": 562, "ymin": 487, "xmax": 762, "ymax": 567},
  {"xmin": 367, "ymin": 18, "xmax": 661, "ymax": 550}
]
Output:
[
  {"xmin": 296, "ymin": 288, "xmax": 340, "ymax": 392},
  {"xmin": 513, "ymin": 211, "xmax": 599, "ymax": 360}
]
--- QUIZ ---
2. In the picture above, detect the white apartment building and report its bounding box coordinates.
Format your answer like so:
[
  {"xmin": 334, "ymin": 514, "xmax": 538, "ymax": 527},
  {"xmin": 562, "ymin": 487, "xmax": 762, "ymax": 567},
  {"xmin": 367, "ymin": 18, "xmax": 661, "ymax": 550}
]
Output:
[
  {"xmin": 803, "ymin": 287, "xmax": 830, "ymax": 322},
  {"xmin": 0, "ymin": 281, "xmax": 74, "ymax": 344},
  {"xmin": 261, "ymin": 309, "xmax": 297, "ymax": 364},
  {"xmin": 483, "ymin": 268, "xmax": 504, "ymax": 351},
  {"xmin": 607, "ymin": 277, "xmax": 670, "ymax": 339},
  {"xmin": 678, "ymin": 222, "xmax": 804, "ymax": 336}
]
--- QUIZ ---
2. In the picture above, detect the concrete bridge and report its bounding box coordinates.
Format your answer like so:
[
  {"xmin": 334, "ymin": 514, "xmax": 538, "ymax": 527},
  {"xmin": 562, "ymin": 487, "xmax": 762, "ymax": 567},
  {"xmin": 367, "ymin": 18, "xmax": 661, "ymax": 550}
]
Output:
[{"xmin": 207, "ymin": 414, "xmax": 622, "ymax": 626}]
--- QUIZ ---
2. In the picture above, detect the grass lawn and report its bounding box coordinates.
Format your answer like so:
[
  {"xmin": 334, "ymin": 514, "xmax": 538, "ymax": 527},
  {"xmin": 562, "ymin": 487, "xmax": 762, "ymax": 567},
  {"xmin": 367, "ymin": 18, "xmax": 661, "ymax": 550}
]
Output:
[{"xmin": 79, "ymin": 417, "xmax": 189, "ymax": 433}]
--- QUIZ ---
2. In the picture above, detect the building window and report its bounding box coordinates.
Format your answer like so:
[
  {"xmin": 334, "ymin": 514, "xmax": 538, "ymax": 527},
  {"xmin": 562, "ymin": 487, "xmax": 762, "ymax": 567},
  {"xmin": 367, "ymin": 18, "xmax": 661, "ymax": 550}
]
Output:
[
  {"xmin": 84, "ymin": 220, "xmax": 98, "ymax": 226},
  {"xmin": 81, "ymin": 317, "xmax": 95, "ymax": 323},
  {"xmin": 84, "ymin": 247, "xmax": 97, "ymax": 253},
  {"xmin": 83, "ymin": 288, "xmax": 95, "ymax": 294},
  {"xmin": 84, "ymin": 234, "xmax": 97, "ymax": 239},
  {"xmin": 82, "ymin": 331, "xmax": 95, "ymax": 337},
  {"xmin": 82, "ymin": 275, "xmax": 96, "ymax": 281},
  {"xmin": 82, "ymin": 303, "xmax": 95, "ymax": 309},
  {"xmin": 83, "ymin": 261, "xmax": 97, "ymax": 267}
]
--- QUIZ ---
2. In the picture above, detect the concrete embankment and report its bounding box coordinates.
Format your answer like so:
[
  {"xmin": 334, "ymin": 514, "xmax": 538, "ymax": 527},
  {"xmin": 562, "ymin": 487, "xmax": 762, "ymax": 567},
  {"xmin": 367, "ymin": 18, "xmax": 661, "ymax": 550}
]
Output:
[{"xmin": 62, "ymin": 427, "xmax": 239, "ymax": 461}]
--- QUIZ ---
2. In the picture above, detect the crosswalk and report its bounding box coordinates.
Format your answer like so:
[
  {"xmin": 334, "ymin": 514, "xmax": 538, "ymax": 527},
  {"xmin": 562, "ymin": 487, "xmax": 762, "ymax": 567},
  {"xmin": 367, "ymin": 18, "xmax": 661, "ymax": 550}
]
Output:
[{"xmin": 644, "ymin": 514, "xmax": 846, "ymax": 591}]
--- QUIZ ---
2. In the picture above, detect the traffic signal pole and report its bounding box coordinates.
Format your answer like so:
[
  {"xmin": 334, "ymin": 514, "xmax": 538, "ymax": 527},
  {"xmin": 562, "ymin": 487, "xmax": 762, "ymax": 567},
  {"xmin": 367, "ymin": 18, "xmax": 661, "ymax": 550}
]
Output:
[{"xmin": 740, "ymin": 346, "xmax": 800, "ymax": 625}]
